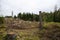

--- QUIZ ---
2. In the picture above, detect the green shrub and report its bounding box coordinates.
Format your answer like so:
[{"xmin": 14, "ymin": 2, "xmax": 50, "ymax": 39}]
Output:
[{"xmin": 0, "ymin": 17, "xmax": 4, "ymax": 24}]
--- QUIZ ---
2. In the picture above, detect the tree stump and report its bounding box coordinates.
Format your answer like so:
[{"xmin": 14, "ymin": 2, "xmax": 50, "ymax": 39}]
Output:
[{"xmin": 4, "ymin": 32, "xmax": 17, "ymax": 40}]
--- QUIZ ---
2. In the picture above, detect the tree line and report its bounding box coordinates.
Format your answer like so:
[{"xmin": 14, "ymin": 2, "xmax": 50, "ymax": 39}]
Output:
[
  {"xmin": 17, "ymin": 12, "xmax": 39, "ymax": 21},
  {"xmin": 16, "ymin": 8, "xmax": 60, "ymax": 22},
  {"xmin": 0, "ymin": 8, "xmax": 60, "ymax": 24}
]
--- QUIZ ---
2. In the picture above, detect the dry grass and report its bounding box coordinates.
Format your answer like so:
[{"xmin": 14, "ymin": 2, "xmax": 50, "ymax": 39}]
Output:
[{"xmin": 0, "ymin": 18, "xmax": 60, "ymax": 40}]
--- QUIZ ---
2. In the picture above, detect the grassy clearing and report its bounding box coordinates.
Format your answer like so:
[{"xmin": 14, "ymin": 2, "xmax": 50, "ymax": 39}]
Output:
[{"xmin": 0, "ymin": 21, "xmax": 60, "ymax": 40}]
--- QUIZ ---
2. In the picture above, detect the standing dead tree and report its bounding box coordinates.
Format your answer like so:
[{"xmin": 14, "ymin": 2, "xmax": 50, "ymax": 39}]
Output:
[{"xmin": 39, "ymin": 11, "xmax": 43, "ymax": 30}]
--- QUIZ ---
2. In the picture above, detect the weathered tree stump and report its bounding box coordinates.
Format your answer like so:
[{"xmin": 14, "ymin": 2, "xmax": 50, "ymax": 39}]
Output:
[{"xmin": 4, "ymin": 32, "xmax": 17, "ymax": 40}]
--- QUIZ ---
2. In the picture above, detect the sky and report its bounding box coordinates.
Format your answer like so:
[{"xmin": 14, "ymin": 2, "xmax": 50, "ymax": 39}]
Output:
[{"xmin": 0, "ymin": 0, "xmax": 60, "ymax": 16}]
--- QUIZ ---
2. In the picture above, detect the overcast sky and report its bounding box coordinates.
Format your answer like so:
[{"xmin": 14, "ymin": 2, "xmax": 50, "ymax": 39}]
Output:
[{"xmin": 0, "ymin": 0, "xmax": 60, "ymax": 16}]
